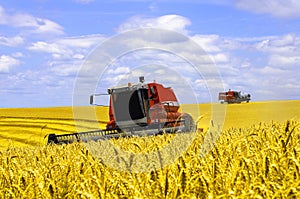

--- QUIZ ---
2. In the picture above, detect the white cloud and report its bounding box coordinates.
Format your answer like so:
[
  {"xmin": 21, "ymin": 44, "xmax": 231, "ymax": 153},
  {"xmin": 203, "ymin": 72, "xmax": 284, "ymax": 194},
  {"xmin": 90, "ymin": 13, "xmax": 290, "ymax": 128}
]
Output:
[
  {"xmin": 259, "ymin": 66, "xmax": 288, "ymax": 75},
  {"xmin": 191, "ymin": 34, "xmax": 233, "ymax": 65},
  {"xmin": 235, "ymin": 0, "xmax": 300, "ymax": 18},
  {"xmin": 33, "ymin": 18, "xmax": 64, "ymax": 35},
  {"xmin": 256, "ymin": 34, "xmax": 299, "ymax": 55},
  {"xmin": 28, "ymin": 41, "xmax": 67, "ymax": 54},
  {"xmin": 269, "ymin": 55, "xmax": 300, "ymax": 67},
  {"xmin": 0, "ymin": 5, "xmax": 64, "ymax": 35},
  {"xmin": 73, "ymin": 54, "xmax": 85, "ymax": 59},
  {"xmin": 253, "ymin": 33, "xmax": 300, "ymax": 69},
  {"xmin": 106, "ymin": 66, "xmax": 130, "ymax": 75},
  {"xmin": 28, "ymin": 35, "xmax": 104, "ymax": 60},
  {"xmin": 57, "ymin": 34, "xmax": 105, "ymax": 48},
  {"xmin": 271, "ymin": 33, "xmax": 296, "ymax": 46},
  {"xmin": 29, "ymin": 41, "xmax": 75, "ymax": 60},
  {"xmin": 102, "ymin": 74, "xmax": 129, "ymax": 85},
  {"xmin": 195, "ymin": 78, "xmax": 225, "ymax": 90},
  {"xmin": 25, "ymin": 35, "xmax": 105, "ymax": 80},
  {"xmin": 118, "ymin": 15, "xmax": 191, "ymax": 34},
  {"xmin": 0, "ymin": 55, "xmax": 21, "ymax": 73},
  {"xmin": 0, "ymin": 69, "xmax": 75, "ymax": 107},
  {"xmin": 49, "ymin": 61, "xmax": 81, "ymax": 77},
  {"xmin": 211, "ymin": 53, "xmax": 229, "ymax": 63},
  {"xmin": 12, "ymin": 52, "xmax": 24, "ymax": 58},
  {"xmin": 191, "ymin": 34, "xmax": 221, "ymax": 53},
  {"xmin": 0, "ymin": 35, "xmax": 24, "ymax": 47}
]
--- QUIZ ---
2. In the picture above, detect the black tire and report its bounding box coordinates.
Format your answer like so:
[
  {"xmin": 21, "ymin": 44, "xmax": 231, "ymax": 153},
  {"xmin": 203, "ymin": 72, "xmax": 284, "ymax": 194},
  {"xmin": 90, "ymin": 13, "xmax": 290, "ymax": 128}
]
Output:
[{"xmin": 182, "ymin": 113, "xmax": 196, "ymax": 132}]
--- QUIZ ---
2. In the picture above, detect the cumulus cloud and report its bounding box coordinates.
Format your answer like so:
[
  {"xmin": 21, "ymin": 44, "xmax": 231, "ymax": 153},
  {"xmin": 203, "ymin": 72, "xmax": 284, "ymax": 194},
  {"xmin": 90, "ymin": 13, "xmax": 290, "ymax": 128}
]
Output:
[
  {"xmin": 49, "ymin": 61, "xmax": 82, "ymax": 77},
  {"xmin": 235, "ymin": 0, "xmax": 300, "ymax": 18},
  {"xmin": 192, "ymin": 35, "xmax": 221, "ymax": 53},
  {"xmin": 0, "ymin": 55, "xmax": 20, "ymax": 73},
  {"xmin": 256, "ymin": 34, "xmax": 299, "ymax": 55},
  {"xmin": 0, "ymin": 35, "xmax": 24, "ymax": 47},
  {"xmin": 254, "ymin": 33, "xmax": 300, "ymax": 69},
  {"xmin": 25, "ymin": 34, "xmax": 106, "ymax": 80},
  {"xmin": 106, "ymin": 66, "xmax": 130, "ymax": 75},
  {"xmin": 56, "ymin": 35, "xmax": 105, "ymax": 48},
  {"xmin": 259, "ymin": 66, "xmax": 288, "ymax": 75},
  {"xmin": 0, "ymin": 5, "xmax": 64, "ymax": 35},
  {"xmin": 28, "ymin": 34, "xmax": 105, "ymax": 60},
  {"xmin": 211, "ymin": 53, "xmax": 229, "ymax": 63},
  {"xmin": 118, "ymin": 15, "xmax": 191, "ymax": 34},
  {"xmin": 190, "ymin": 34, "xmax": 236, "ymax": 66},
  {"xmin": 28, "ymin": 41, "xmax": 67, "ymax": 54},
  {"xmin": 12, "ymin": 52, "xmax": 24, "ymax": 58},
  {"xmin": 269, "ymin": 55, "xmax": 300, "ymax": 67}
]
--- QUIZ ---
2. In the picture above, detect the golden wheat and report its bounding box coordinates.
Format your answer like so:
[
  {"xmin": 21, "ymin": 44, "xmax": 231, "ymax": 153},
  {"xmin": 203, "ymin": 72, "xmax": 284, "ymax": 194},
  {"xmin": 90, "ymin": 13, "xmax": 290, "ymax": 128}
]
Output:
[
  {"xmin": 0, "ymin": 100, "xmax": 300, "ymax": 198},
  {"xmin": 0, "ymin": 120, "xmax": 299, "ymax": 198},
  {"xmin": 0, "ymin": 106, "xmax": 109, "ymax": 148},
  {"xmin": 1, "ymin": 100, "xmax": 300, "ymax": 148}
]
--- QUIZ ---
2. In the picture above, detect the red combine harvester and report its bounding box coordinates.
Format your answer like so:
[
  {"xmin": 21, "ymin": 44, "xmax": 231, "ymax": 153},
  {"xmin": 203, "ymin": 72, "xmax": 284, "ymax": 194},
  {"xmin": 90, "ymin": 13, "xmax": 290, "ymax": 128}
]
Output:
[
  {"xmin": 47, "ymin": 77, "xmax": 195, "ymax": 144},
  {"xmin": 218, "ymin": 89, "xmax": 251, "ymax": 104}
]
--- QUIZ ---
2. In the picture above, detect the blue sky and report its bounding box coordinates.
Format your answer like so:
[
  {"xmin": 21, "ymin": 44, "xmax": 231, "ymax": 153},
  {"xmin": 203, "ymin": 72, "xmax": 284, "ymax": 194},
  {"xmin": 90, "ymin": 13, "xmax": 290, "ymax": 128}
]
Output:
[{"xmin": 1, "ymin": 0, "xmax": 300, "ymax": 107}]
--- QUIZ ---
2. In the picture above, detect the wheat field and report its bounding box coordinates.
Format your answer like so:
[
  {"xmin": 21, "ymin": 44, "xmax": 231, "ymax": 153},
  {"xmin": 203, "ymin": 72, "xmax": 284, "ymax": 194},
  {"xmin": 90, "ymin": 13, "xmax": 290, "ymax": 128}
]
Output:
[
  {"xmin": 0, "ymin": 100, "xmax": 300, "ymax": 198},
  {"xmin": 1, "ymin": 100, "xmax": 299, "ymax": 148}
]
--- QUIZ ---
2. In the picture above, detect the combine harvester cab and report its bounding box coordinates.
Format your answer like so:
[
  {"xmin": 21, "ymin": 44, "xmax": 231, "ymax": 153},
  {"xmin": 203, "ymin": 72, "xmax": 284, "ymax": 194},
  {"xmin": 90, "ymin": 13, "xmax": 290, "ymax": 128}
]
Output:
[
  {"xmin": 219, "ymin": 89, "xmax": 251, "ymax": 104},
  {"xmin": 47, "ymin": 77, "xmax": 195, "ymax": 144}
]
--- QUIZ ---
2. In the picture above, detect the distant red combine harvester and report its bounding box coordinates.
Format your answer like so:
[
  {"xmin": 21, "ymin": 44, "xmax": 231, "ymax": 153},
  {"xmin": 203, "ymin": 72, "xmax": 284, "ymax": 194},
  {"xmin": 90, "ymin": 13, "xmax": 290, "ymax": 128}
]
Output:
[{"xmin": 219, "ymin": 89, "xmax": 251, "ymax": 104}]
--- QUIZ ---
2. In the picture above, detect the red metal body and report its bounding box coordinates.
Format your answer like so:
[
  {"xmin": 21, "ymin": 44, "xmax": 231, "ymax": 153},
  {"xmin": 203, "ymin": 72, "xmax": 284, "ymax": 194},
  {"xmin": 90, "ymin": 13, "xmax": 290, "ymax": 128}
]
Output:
[
  {"xmin": 219, "ymin": 89, "xmax": 251, "ymax": 104},
  {"xmin": 219, "ymin": 90, "xmax": 235, "ymax": 102},
  {"xmin": 106, "ymin": 82, "xmax": 182, "ymax": 130}
]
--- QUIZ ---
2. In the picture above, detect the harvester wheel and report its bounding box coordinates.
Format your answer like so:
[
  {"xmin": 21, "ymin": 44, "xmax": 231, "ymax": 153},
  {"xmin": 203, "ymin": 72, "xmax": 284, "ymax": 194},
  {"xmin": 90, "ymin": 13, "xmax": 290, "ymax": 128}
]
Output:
[{"xmin": 182, "ymin": 113, "xmax": 196, "ymax": 132}]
